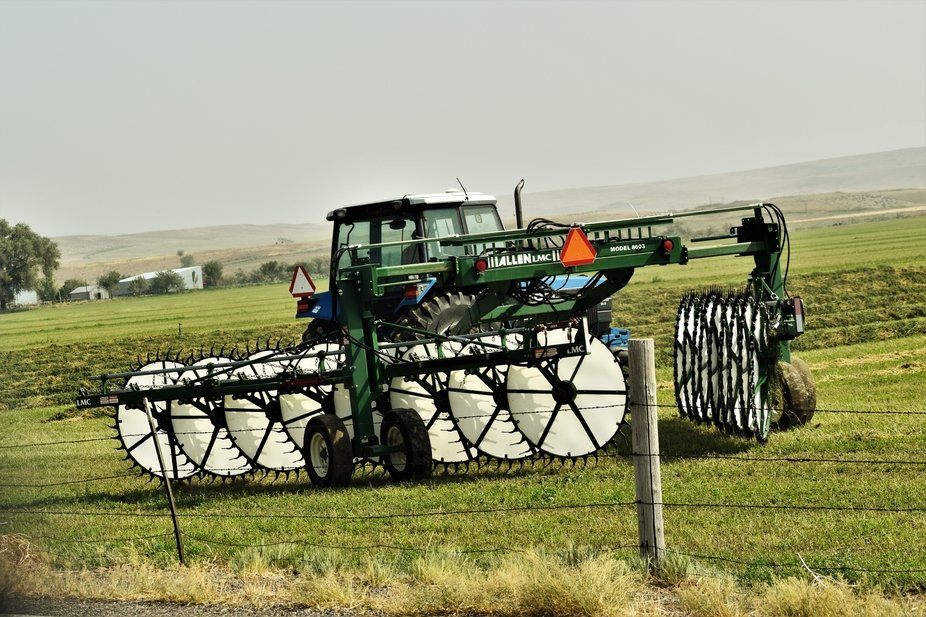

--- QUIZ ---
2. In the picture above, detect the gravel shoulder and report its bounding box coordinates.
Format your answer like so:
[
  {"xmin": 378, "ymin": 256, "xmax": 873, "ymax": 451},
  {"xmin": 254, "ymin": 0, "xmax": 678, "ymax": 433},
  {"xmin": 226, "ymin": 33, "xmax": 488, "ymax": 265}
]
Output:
[{"xmin": 2, "ymin": 595, "xmax": 366, "ymax": 617}]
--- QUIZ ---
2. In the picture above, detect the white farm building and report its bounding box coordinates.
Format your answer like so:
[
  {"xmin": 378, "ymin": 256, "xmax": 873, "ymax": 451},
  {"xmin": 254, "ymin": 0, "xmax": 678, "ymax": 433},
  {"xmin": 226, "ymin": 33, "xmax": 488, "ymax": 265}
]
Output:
[
  {"xmin": 69, "ymin": 285, "xmax": 111, "ymax": 301},
  {"xmin": 115, "ymin": 266, "xmax": 203, "ymax": 296}
]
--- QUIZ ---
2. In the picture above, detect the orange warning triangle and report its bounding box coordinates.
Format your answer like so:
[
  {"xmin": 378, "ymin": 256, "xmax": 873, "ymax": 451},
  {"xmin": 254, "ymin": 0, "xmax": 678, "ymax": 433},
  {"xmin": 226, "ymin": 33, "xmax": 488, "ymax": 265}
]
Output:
[
  {"xmin": 289, "ymin": 265, "xmax": 316, "ymax": 297},
  {"xmin": 560, "ymin": 227, "xmax": 597, "ymax": 267}
]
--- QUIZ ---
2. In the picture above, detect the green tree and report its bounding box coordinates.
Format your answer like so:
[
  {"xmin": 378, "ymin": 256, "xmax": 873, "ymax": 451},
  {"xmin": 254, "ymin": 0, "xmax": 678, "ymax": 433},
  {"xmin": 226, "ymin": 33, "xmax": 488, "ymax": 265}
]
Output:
[
  {"xmin": 127, "ymin": 277, "xmax": 149, "ymax": 296},
  {"xmin": 97, "ymin": 271, "xmax": 123, "ymax": 295},
  {"xmin": 149, "ymin": 271, "xmax": 184, "ymax": 294},
  {"xmin": 180, "ymin": 254, "xmax": 194, "ymax": 268},
  {"xmin": 35, "ymin": 277, "xmax": 58, "ymax": 302},
  {"xmin": 257, "ymin": 260, "xmax": 287, "ymax": 282},
  {"xmin": 202, "ymin": 261, "xmax": 223, "ymax": 287},
  {"xmin": 59, "ymin": 278, "xmax": 85, "ymax": 299},
  {"xmin": 0, "ymin": 219, "xmax": 60, "ymax": 310}
]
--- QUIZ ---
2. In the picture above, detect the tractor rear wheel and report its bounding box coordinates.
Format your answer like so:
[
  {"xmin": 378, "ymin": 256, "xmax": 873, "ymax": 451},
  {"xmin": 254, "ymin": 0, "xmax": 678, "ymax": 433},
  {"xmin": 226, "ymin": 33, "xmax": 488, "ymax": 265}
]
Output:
[
  {"xmin": 304, "ymin": 414, "xmax": 353, "ymax": 487},
  {"xmin": 302, "ymin": 319, "xmax": 339, "ymax": 345},
  {"xmin": 773, "ymin": 357, "xmax": 817, "ymax": 430},
  {"xmin": 380, "ymin": 408, "xmax": 432, "ymax": 481},
  {"xmin": 400, "ymin": 291, "xmax": 480, "ymax": 337}
]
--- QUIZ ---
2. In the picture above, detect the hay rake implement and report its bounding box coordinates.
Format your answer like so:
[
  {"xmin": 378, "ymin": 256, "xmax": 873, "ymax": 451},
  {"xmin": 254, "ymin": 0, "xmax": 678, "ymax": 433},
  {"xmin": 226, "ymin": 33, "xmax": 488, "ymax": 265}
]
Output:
[{"xmin": 76, "ymin": 184, "xmax": 814, "ymax": 487}]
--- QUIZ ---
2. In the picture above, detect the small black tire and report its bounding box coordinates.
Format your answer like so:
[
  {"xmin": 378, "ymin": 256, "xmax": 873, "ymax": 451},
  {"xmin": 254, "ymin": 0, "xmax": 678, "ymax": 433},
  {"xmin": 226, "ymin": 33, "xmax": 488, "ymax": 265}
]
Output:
[
  {"xmin": 304, "ymin": 414, "xmax": 354, "ymax": 488},
  {"xmin": 380, "ymin": 408, "xmax": 432, "ymax": 481},
  {"xmin": 773, "ymin": 357, "xmax": 817, "ymax": 430}
]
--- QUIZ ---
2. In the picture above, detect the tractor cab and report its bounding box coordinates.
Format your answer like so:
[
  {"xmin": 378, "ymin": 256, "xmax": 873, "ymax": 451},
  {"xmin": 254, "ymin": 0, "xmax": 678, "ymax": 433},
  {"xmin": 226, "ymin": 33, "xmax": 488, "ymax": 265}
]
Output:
[
  {"xmin": 325, "ymin": 190, "xmax": 504, "ymax": 274},
  {"xmin": 298, "ymin": 191, "xmax": 505, "ymax": 328}
]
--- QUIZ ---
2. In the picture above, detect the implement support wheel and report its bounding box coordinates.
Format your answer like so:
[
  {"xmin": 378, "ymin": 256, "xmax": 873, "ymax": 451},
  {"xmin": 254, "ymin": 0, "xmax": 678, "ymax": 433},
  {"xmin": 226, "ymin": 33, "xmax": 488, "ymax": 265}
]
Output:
[
  {"xmin": 773, "ymin": 357, "xmax": 817, "ymax": 430},
  {"xmin": 381, "ymin": 408, "xmax": 432, "ymax": 481},
  {"xmin": 304, "ymin": 414, "xmax": 353, "ymax": 487}
]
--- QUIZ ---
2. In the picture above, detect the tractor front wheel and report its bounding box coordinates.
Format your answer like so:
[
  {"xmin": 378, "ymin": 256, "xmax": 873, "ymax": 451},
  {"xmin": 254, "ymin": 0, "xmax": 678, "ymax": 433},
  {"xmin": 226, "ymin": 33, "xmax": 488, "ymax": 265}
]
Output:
[
  {"xmin": 304, "ymin": 414, "xmax": 353, "ymax": 488},
  {"xmin": 380, "ymin": 408, "xmax": 432, "ymax": 481}
]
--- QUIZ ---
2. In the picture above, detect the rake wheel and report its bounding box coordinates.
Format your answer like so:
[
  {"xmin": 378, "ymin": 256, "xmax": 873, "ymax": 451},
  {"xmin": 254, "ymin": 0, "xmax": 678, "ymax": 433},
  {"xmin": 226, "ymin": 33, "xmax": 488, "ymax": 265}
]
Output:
[{"xmin": 115, "ymin": 359, "xmax": 199, "ymax": 481}]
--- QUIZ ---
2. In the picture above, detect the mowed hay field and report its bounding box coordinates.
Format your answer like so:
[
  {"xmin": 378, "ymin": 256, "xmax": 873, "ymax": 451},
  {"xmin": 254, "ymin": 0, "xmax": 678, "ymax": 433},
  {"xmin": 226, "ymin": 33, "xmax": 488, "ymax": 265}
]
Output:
[{"xmin": 1, "ymin": 214, "xmax": 926, "ymax": 613}]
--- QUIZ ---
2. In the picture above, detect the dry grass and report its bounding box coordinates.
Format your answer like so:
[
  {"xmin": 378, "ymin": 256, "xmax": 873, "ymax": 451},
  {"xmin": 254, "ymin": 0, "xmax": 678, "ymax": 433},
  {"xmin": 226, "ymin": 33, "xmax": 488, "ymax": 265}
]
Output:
[{"xmin": 4, "ymin": 534, "xmax": 923, "ymax": 616}]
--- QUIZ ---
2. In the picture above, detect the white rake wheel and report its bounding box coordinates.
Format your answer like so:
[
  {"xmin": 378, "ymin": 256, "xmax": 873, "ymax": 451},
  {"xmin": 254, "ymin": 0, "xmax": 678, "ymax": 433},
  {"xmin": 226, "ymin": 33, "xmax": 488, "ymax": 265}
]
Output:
[
  {"xmin": 223, "ymin": 350, "xmax": 304, "ymax": 472},
  {"xmin": 447, "ymin": 335, "xmax": 534, "ymax": 461},
  {"xmin": 389, "ymin": 343, "xmax": 478, "ymax": 464},
  {"xmin": 507, "ymin": 328, "xmax": 626, "ymax": 458},
  {"xmin": 116, "ymin": 360, "xmax": 199, "ymax": 480},
  {"xmin": 278, "ymin": 342, "xmax": 343, "ymax": 449},
  {"xmin": 673, "ymin": 293, "xmax": 773, "ymax": 439},
  {"xmin": 170, "ymin": 356, "xmax": 251, "ymax": 478}
]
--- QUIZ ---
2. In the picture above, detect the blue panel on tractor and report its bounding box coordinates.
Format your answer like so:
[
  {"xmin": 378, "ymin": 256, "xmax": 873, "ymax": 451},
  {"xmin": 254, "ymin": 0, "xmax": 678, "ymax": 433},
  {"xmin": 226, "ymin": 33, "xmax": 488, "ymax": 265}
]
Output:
[
  {"xmin": 395, "ymin": 278, "xmax": 437, "ymax": 313},
  {"xmin": 297, "ymin": 290, "xmax": 334, "ymax": 320},
  {"xmin": 600, "ymin": 327, "xmax": 630, "ymax": 350}
]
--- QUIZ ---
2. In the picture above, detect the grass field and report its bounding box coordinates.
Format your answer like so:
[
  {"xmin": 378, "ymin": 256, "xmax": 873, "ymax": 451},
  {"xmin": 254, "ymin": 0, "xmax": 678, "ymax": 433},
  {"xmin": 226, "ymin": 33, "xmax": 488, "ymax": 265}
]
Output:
[{"xmin": 2, "ymin": 215, "xmax": 926, "ymax": 613}]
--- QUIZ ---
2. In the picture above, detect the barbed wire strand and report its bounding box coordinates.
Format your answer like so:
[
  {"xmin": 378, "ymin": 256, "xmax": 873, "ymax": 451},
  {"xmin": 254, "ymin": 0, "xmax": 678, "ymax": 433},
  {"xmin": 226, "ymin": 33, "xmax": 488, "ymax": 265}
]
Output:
[{"xmin": 1, "ymin": 401, "xmax": 924, "ymax": 452}]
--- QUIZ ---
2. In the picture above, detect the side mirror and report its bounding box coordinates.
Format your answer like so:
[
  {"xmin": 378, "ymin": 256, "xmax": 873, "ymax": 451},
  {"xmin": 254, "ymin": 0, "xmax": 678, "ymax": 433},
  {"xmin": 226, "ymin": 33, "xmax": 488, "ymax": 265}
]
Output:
[{"xmin": 389, "ymin": 218, "xmax": 407, "ymax": 230}]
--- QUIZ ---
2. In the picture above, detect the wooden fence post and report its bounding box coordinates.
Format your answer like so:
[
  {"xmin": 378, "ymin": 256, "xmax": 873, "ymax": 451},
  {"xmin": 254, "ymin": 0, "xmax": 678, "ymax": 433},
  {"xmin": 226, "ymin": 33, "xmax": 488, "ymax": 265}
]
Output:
[{"xmin": 629, "ymin": 338, "xmax": 665, "ymax": 566}]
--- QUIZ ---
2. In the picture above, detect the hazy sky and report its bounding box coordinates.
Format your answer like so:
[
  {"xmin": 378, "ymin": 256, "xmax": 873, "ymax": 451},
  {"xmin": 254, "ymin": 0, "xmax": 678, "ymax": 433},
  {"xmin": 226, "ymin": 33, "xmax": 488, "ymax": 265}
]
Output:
[{"xmin": 1, "ymin": 0, "xmax": 924, "ymax": 237}]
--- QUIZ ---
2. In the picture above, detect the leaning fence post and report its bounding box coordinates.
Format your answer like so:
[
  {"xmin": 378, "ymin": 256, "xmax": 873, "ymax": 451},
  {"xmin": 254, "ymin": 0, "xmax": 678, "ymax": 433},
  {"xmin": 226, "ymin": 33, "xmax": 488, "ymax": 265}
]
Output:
[
  {"xmin": 143, "ymin": 397, "xmax": 186, "ymax": 565},
  {"xmin": 629, "ymin": 338, "xmax": 665, "ymax": 567}
]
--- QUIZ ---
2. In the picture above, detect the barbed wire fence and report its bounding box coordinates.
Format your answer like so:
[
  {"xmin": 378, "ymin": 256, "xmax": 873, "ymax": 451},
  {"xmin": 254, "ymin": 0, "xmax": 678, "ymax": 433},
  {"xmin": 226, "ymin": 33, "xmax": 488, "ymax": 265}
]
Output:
[{"xmin": 2, "ymin": 343, "xmax": 925, "ymax": 583}]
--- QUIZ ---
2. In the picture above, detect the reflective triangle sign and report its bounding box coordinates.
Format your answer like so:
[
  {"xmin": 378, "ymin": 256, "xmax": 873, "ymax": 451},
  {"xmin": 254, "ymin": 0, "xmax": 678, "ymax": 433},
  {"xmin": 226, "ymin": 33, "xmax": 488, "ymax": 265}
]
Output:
[
  {"xmin": 289, "ymin": 265, "xmax": 316, "ymax": 297},
  {"xmin": 560, "ymin": 227, "xmax": 597, "ymax": 267}
]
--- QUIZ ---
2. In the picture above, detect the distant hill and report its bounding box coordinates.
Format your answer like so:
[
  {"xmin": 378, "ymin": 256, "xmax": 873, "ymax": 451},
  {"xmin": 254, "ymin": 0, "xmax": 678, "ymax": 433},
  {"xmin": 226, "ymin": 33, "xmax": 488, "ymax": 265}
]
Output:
[
  {"xmin": 498, "ymin": 147, "xmax": 925, "ymax": 219},
  {"xmin": 52, "ymin": 147, "xmax": 925, "ymax": 281},
  {"xmin": 54, "ymin": 222, "xmax": 330, "ymax": 263}
]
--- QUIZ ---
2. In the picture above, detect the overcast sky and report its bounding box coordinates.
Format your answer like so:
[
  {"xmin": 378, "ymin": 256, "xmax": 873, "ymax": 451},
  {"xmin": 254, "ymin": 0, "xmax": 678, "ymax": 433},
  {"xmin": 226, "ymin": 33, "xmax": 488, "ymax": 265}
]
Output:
[{"xmin": 1, "ymin": 0, "xmax": 924, "ymax": 238}]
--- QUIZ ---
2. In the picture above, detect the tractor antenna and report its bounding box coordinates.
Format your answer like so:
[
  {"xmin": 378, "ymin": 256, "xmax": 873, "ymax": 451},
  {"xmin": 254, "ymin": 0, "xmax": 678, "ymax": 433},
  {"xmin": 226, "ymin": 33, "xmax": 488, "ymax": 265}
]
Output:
[{"xmin": 456, "ymin": 177, "xmax": 469, "ymax": 200}]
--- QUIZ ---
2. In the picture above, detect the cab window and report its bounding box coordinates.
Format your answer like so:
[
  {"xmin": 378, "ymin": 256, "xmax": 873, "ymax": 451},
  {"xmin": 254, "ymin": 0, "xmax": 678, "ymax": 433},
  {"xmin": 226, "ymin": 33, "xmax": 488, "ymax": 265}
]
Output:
[
  {"xmin": 422, "ymin": 208, "xmax": 465, "ymax": 259},
  {"xmin": 335, "ymin": 216, "xmax": 416, "ymax": 269},
  {"xmin": 462, "ymin": 205, "xmax": 504, "ymax": 254},
  {"xmin": 462, "ymin": 205, "xmax": 504, "ymax": 235}
]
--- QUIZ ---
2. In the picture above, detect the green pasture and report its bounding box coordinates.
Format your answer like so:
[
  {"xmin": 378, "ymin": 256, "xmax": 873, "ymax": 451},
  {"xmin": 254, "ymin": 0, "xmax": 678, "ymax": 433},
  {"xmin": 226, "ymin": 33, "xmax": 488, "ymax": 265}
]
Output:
[{"xmin": 1, "ymin": 215, "xmax": 925, "ymax": 592}]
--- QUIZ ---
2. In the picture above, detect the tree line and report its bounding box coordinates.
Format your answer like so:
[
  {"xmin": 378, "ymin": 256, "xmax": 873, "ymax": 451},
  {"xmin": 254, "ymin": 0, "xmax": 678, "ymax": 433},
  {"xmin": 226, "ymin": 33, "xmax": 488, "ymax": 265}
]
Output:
[{"xmin": 1, "ymin": 219, "xmax": 330, "ymax": 309}]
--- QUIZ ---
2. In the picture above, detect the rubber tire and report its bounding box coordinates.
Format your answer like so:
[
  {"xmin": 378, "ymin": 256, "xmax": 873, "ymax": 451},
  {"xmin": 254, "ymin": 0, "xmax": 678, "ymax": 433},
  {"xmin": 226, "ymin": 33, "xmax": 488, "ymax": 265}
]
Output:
[
  {"xmin": 400, "ymin": 291, "xmax": 478, "ymax": 337},
  {"xmin": 303, "ymin": 414, "xmax": 353, "ymax": 488},
  {"xmin": 380, "ymin": 408, "xmax": 432, "ymax": 481},
  {"xmin": 773, "ymin": 357, "xmax": 817, "ymax": 430},
  {"xmin": 302, "ymin": 319, "xmax": 339, "ymax": 344}
]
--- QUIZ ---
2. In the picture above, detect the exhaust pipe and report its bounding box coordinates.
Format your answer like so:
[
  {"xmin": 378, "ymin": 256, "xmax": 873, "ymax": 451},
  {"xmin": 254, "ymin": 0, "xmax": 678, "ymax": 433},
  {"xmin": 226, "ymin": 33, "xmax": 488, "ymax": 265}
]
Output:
[{"xmin": 514, "ymin": 179, "xmax": 525, "ymax": 229}]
